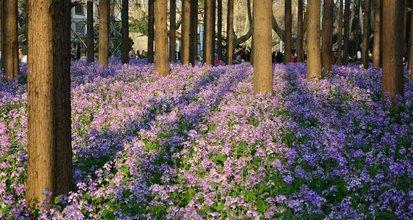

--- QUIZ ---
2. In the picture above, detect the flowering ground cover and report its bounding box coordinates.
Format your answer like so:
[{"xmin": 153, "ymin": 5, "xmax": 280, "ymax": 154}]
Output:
[{"xmin": 0, "ymin": 60, "xmax": 412, "ymax": 219}]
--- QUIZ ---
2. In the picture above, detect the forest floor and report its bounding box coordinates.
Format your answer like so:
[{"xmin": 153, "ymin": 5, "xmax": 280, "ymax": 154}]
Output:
[{"xmin": 0, "ymin": 60, "xmax": 412, "ymax": 219}]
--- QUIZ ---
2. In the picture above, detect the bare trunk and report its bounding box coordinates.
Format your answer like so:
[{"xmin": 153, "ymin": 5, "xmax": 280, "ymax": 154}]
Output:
[
  {"xmin": 322, "ymin": 0, "xmax": 333, "ymax": 76},
  {"xmin": 121, "ymin": 0, "xmax": 129, "ymax": 63},
  {"xmin": 253, "ymin": 0, "xmax": 272, "ymax": 94},
  {"xmin": 86, "ymin": 1, "xmax": 94, "ymax": 63},
  {"xmin": 203, "ymin": 0, "xmax": 215, "ymax": 64},
  {"xmin": 343, "ymin": 0, "xmax": 351, "ymax": 64},
  {"xmin": 284, "ymin": 0, "xmax": 292, "ymax": 63},
  {"xmin": 181, "ymin": 0, "xmax": 191, "ymax": 64},
  {"xmin": 409, "ymin": 10, "xmax": 413, "ymax": 79},
  {"xmin": 227, "ymin": 0, "xmax": 234, "ymax": 65},
  {"xmin": 337, "ymin": 0, "xmax": 343, "ymax": 65},
  {"xmin": 297, "ymin": 0, "xmax": 304, "ymax": 62},
  {"xmin": 169, "ymin": 0, "xmax": 176, "ymax": 62},
  {"xmin": 3, "ymin": 0, "xmax": 19, "ymax": 79},
  {"xmin": 99, "ymin": 0, "xmax": 110, "ymax": 67},
  {"xmin": 362, "ymin": 0, "xmax": 370, "ymax": 68},
  {"xmin": 26, "ymin": 0, "xmax": 72, "ymax": 206},
  {"xmin": 382, "ymin": 0, "xmax": 405, "ymax": 103},
  {"xmin": 190, "ymin": 0, "xmax": 198, "ymax": 65},
  {"xmin": 307, "ymin": 0, "xmax": 322, "ymax": 80},
  {"xmin": 372, "ymin": 0, "xmax": 381, "ymax": 67},
  {"xmin": 147, "ymin": 0, "xmax": 154, "ymax": 63},
  {"xmin": 217, "ymin": 0, "xmax": 223, "ymax": 60},
  {"xmin": 155, "ymin": 0, "xmax": 169, "ymax": 76}
]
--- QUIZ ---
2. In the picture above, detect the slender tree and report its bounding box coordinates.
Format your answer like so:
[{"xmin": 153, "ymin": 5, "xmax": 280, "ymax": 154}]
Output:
[
  {"xmin": 26, "ymin": 0, "xmax": 72, "ymax": 206},
  {"xmin": 362, "ymin": 0, "xmax": 370, "ymax": 68},
  {"xmin": 284, "ymin": 0, "xmax": 292, "ymax": 63},
  {"xmin": 227, "ymin": 0, "xmax": 234, "ymax": 65},
  {"xmin": 86, "ymin": 0, "xmax": 94, "ymax": 63},
  {"xmin": 155, "ymin": 0, "xmax": 169, "ymax": 76},
  {"xmin": 0, "ymin": 0, "xmax": 2, "ymax": 70},
  {"xmin": 307, "ymin": 0, "xmax": 322, "ymax": 80},
  {"xmin": 321, "ymin": 0, "xmax": 333, "ymax": 75},
  {"xmin": 204, "ymin": 0, "xmax": 215, "ymax": 64},
  {"xmin": 372, "ymin": 0, "xmax": 381, "ymax": 67},
  {"xmin": 3, "ymin": 0, "xmax": 19, "ymax": 79},
  {"xmin": 121, "ymin": 0, "xmax": 129, "ymax": 64},
  {"xmin": 148, "ymin": 0, "xmax": 155, "ymax": 63},
  {"xmin": 169, "ymin": 0, "xmax": 176, "ymax": 62},
  {"xmin": 217, "ymin": 0, "xmax": 223, "ymax": 61},
  {"xmin": 382, "ymin": 0, "xmax": 405, "ymax": 103},
  {"xmin": 99, "ymin": 0, "xmax": 110, "ymax": 67},
  {"xmin": 337, "ymin": 0, "xmax": 343, "ymax": 65},
  {"xmin": 182, "ymin": 0, "xmax": 191, "ymax": 64},
  {"xmin": 410, "ymin": 11, "xmax": 413, "ymax": 79},
  {"xmin": 253, "ymin": 0, "xmax": 272, "ymax": 93},
  {"xmin": 297, "ymin": 0, "xmax": 304, "ymax": 62},
  {"xmin": 343, "ymin": 0, "xmax": 351, "ymax": 64},
  {"xmin": 190, "ymin": 0, "xmax": 198, "ymax": 64}
]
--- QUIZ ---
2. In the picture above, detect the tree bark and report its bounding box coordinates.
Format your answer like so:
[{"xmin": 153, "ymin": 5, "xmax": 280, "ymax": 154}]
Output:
[
  {"xmin": 26, "ymin": 0, "xmax": 72, "ymax": 206},
  {"xmin": 181, "ymin": 0, "xmax": 191, "ymax": 64},
  {"xmin": 297, "ymin": 0, "xmax": 304, "ymax": 62},
  {"xmin": 284, "ymin": 0, "xmax": 292, "ymax": 63},
  {"xmin": 121, "ymin": 0, "xmax": 129, "ymax": 64},
  {"xmin": 190, "ymin": 0, "xmax": 198, "ymax": 65},
  {"xmin": 382, "ymin": 0, "xmax": 405, "ymax": 103},
  {"xmin": 343, "ymin": 0, "xmax": 351, "ymax": 64},
  {"xmin": 337, "ymin": 0, "xmax": 343, "ymax": 65},
  {"xmin": 3, "ymin": 0, "xmax": 19, "ymax": 80},
  {"xmin": 86, "ymin": 0, "xmax": 94, "ymax": 63},
  {"xmin": 307, "ymin": 0, "xmax": 322, "ymax": 80},
  {"xmin": 0, "ymin": 0, "xmax": 3, "ymax": 70},
  {"xmin": 147, "ymin": 0, "xmax": 154, "ymax": 63},
  {"xmin": 372, "ymin": 0, "xmax": 381, "ymax": 67},
  {"xmin": 322, "ymin": 0, "xmax": 333, "ymax": 75},
  {"xmin": 169, "ymin": 0, "xmax": 176, "ymax": 62},
  {"xmin": 99, "ymin": 0, "xmax": 110, "ymax": 67},
  {"xmin": 362, "ymin": 0, "xmax": 370, "ymax": 68},
  {"xmin": 203, "ymin": 0, "xmax": 215, "ymax": 65},
  {"xmin": 227, "ymin": 0, "xmax": 234, "ymax": 65},
  {"xmin": 409, "ymin": 11, "xmax": 413, "ymax": 80},
  {"xmin": 217, "ymin": 0, "xmax": 223, "ymax": 60},
  {"xmin": 253, "ymin": 0, "xmax": 272, "ymax": 94},
  {"xmin": 155, "ymin": 0, "xmax": 169, "ymax": 76}
]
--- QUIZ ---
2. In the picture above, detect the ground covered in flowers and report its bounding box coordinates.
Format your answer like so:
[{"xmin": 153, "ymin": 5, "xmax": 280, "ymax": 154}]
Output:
[{"xmin": 0, "ymin": 60, "xmax": 412, "ymax": 219}]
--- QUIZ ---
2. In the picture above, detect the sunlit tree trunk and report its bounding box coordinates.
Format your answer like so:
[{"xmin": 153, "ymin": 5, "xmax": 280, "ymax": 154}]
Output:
[
  {"xmin": 372, "ymin": 0, "xmax": 381, "ymax": 67},
  {"xmin": 253, "ymin": 0, "xmax": 272, "ymax": 94},
  {"xmin": 362, "ymin": 0, "xmax": 370, "ymax": 68},
  {"xmin": 382, "ymin": 0, "xmax": 405, "ymax": 103},
  {"xmin": 86, "ymin": 0, "xmax": 94, "ymax": 63},
  {"xmin": 297, "ymin": 0, "xmax": 304, "ymax": 62},
  {"xmin": 284, "ymin": 0, "xmax": 292, "ymax": 63},
  {"xmin": 227, "ymin": 0, "xmax": 234, "ymax": 65},
  {"xmin": 337, "ymin": 0, "xmax": 343, "ymax": 65},
  {"xmin": 3, "ymin": 0, "xmax": 19, "ymax": 79},
  {"xmin": 190, "ymin": 0, "xmax": 198, "ymax": 65},
  {"xmin": 169, "ymin": 0, "xmax": 176, "ymax": 62},
  {"xmin": 322, "ymin": 0, "xmax": 333, "ymax": 76},
  {"xmin": 147, "ymin": 0, "xmax": 154, "ymax": 63},
  {"xmin": 155, "ymin": 0, "xmax": 169, "ymax": 76},
  {"xmin": 99, "ymin": 0, "xmax": 110, "ymax": 67},
  {"xmin": 307, "ymin": 0, "xmax": 322, "ymax": 80},
  {"xmin": 26, "ymin": 0, "xmax": 72, "ymax": 206},
  {"xmin": 217, "ymin": 0, "xmax": 223, "ymax": 61},
  {"xmin": 121, "ymin": 0, "xmax": 129, "ymax": 64},
  {"xmin": 343, "ymin": 0, "xmax": 351, "ymax": 64},
  {"xmin": 182, "ymin": 0, "xmax": 191, "ymax": 64},
  {"xmin": 203, "ymin": 0, "xmax": 215, "ymax": 64}
]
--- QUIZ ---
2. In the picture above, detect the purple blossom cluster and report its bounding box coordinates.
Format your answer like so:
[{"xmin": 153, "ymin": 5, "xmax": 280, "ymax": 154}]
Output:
[{"xmin": 0, "ymin": 60, "xmax": 412, "ymax": 219}]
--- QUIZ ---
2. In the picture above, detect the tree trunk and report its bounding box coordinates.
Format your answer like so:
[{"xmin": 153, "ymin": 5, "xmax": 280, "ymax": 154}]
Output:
[
  {"xmin": 203, "ymin": 0, "xmax": 215, "ymax": 64},
  {"xmin": 86, "ymin": 0, "xmax": 94, "ymax": 63},
  {"xmin": 99, "ymin": 0, "xmax": 110, "ymax": 67},
  {"xmin": 121, "ymin": 0, "xmax": 129, "ymax": 64},
  {"xmin": 190, "ymin": 0, "xmax": 198, "ymax": 65},
  {"xmin": 307, "ymin": 0, "xmax": 322, "ymax": 80},
  {"xmin": 297, "ymin": 0, "xmax": 304, "ymax": 62},
  {"xmin": 169, "ymin": 0, "xmax": 176, "ymax": 62},
  {"xmin": 372, "ymin": 0, "xmax": 381, "ymax": 67},
  {"xmin": 3, "ymin": 0, "xmax": 19, "ymax": 80},
  {"xmin": 343, "ymin": 0, "xmax": 351, "ymax": 64},
  {"xmin": 253, "ymin": 0, "xmax": 272, "ymax": 94},
  {"xmin": 181, "ymin": 0, "xmax": 191, "ymax": 64},
  {"xmin": 26, "ymin": 0, "xmax": 72, "ymax": 206},
  {"xmin": 362, "ymin": 0, "xmax": 370, "ymax": 68},
  {"xmin": 409, "ymin": 11, "xmax": 413, "ymax": 79},
  {"xmin": 227, "ymin": 0, "xmax": 234, "ymax": 65},
  {"xmin": 337, "ymin": 0, "xmax": 343, "ymax": 65},
  {"xmin": 284, "ymin": 0, "xmax": 292, "ymax": 63},
  {"xmin": 321, "ymin": 0, "xmax": 333, "ymax": 76},
  {"xmin": 382, "ymin": 0, "xmax": 405, "ymax": 103},
  {"xmin": 217, "ymin": 0, "xmax": 223, "ymax": 61},
  {"xmin": 155, "ymin": 0, "xmax": 169, "ymax": 76},
  {"xmin": 147, "ymin": 0, "xmax": 154, "ymax": 63}
]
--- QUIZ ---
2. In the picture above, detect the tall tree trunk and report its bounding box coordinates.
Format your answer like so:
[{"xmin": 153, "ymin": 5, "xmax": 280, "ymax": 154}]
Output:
[
  {"xmin": 26, "ymin": 0, "xmax": 72, "ymax": 206},
  {"xmin": 337, "ymin": 0, "xmax": 343, "ymax": 65},
  {"xmin": 307, "ymin": 0, "xmax": 322, "ymax": 80},
  {"xmin": 217, "ymin": 0, "xmax": 223, "ymax": 61},
  {"xmin": 284, "ymin": 0, "xmax": 292, "ymax": 63},
  {"xmin": 362, "ymin": 0, "xmax": 370, "ymax": 68},
  {"xmin": 322, "ymin": 0, "xmax": 333, "ymax": 75},
  {"xmin": 169, "ymin": 0, "xmax": 176, "ymax": 62},
  {"xmin": 297, "ymin": 0, "xmax": 304, "ymax": 62},
  {"xmin": 226, "ymin": 0, "xmax": 234, "ymax": 65},
  {"xmin": 181, "ymin": 0, "xmax": 191, "ymax": 64},
  {"xmin": 190, "ymin": 0, "xmax": 198, "ymax": 65},
  {"xmin": 147, "ymin": 0, "xmax": 154, "ymax": 63},
  {"xmin": 155, "ymin": 0, "xmax": 169, "ymax": 76},
  {"xmin": 343, "ymin": 0, "xmax": 351, "ymax": 64},
  {"xmin": 382, "ymin": 0, "xmax": 405, "ymax": 103},
  {"xmin": 86, "ymin": 0, "xmax": 94, "ymax": 63},
  {"xmin": 121, "ymin": 0, "xmax": 129, "ymax": 64},
  {"xmin": 3, "ymin": 0, "xmax": 19, "ymax": 79},
  {"xmin": 203, "ymin": 0, "xmax": 215, "ymax": 64},
  {"xmin": 0, "ymin": 0, "xmax": 3, "ymax": 70},
  {"xmin": 253, "ymin": 0, "xmax": 272, "ymax": 94},
  {"xmin": 99, "ymin": 0, "xmax": 110, "ymax": 67},
  {"xmin": 372, "ymin": 0, "xmax": 381, "ymax": 67},
  {"xmin": 409, "ymin": 10, "xmax": 413, "ymax": 79}
]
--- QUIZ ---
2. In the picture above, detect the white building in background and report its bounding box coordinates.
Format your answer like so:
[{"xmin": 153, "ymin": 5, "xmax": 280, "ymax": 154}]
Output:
[{"xmin": 71, "ymin": 4, "xmax": 89, "ymax": 37}]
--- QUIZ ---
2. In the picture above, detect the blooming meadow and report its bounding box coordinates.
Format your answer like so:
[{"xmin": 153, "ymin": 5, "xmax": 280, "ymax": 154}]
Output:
[{"xmin": 0, "ymin": 60, "xmax": 412, "ymax": 219}]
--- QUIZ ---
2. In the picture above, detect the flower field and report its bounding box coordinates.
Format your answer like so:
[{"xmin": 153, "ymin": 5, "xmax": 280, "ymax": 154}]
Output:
[{"xmin": 0, "ymin": 60, "xmax": 412, "ymax": 219}]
